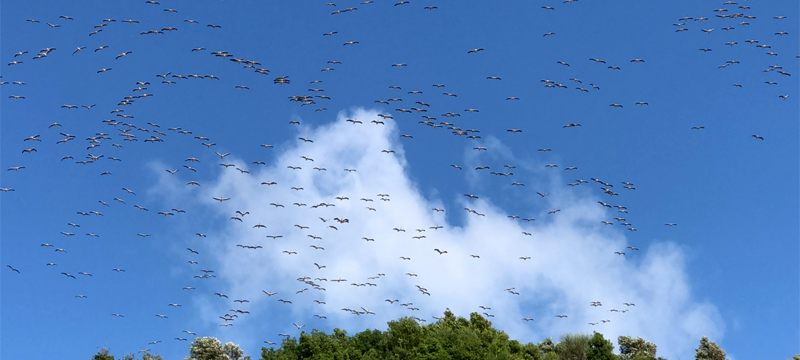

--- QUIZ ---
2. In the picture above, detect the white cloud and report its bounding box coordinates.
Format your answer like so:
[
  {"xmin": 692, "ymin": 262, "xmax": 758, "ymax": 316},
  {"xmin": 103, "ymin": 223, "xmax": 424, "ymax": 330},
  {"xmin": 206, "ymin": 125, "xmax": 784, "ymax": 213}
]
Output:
[{"xmin": 154, "ymin": 108, "xmax": 723, "ymax": 359}]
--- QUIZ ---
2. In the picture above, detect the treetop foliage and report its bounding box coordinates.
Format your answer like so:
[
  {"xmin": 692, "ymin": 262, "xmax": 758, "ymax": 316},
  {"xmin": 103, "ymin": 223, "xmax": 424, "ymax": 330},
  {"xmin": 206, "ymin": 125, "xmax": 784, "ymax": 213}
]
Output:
[{"xmin": 92, "ymin": 311, "xmax": 734, "ymax": 360}]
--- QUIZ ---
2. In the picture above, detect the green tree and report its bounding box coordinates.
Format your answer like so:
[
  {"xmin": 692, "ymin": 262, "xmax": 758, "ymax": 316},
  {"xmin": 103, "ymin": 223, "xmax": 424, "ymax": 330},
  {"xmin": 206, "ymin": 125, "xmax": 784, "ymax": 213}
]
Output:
[
  {"xmin": 618, "ymin": 336, "xmax": 657, "ymax": 360},
  {"xmin": 260, "ymin": 311, "xmax": 546, "ymax": 360},
  {"xmin": 93, "ymin": 348, "xmax": 115, "ymax": 360},
  {"xmin": 539, "ymin": 338, "xmax": 556, "ymax": 354},
  {"xmin": 695, "ymin": 337, "xmax": 726, "ymax": 360},
  {"xmin": 542, "ymin": 353, "xmax": 560, "ymax": 360},
  {"xmin": 87, "ymin": 315, "xmax": 742, "ymax": 360},
  {"xmin": 188, "ymin": 337, "xmax": 226, "ymax": 360},
  {"xmin": 587, "ymin": 332, "xmax": 617, "ymax": 360},
  {"xmin": 142, "ymin": 352, "xmax": 165, "ymax": 360},
  {"xmin": 222, "ymin": 342, "xmax": 247, "ymax": 360},
  {"xmin": 384, "ymin": 316, "xmax": 425, "ymax": 358},
  {"xmin": 189, "ymin": 337, "xmax": 249, "ymax": 360},
  {"xmin": 556, "ymin": 334, "xmax": 590, "ymax": 360},
  {"xmin": 114, "ymin": 352, "xmax": 163, "ymax": 360}
]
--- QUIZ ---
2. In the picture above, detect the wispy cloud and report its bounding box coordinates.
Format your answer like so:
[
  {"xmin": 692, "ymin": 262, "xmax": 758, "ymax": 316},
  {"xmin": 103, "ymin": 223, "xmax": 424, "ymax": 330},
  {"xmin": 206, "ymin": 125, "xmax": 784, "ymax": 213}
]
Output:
[{"xmin": 153, "ymin": 108, "xmax": 722, "ymax": 359}]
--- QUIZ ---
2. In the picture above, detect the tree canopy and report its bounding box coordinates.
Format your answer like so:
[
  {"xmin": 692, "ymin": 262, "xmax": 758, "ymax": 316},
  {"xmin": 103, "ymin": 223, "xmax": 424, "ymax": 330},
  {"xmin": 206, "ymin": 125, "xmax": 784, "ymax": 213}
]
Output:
[
  {"xmin": 261, "ymin": 311, "xmax": 639, "ymax": 360},
  {"xmin": 92, "ymin": 312, "xmax": 735, "ymax": 360},
  {"xmin": 694, "ymin": 337, "xmax": 727, "ymax": 360},
  {"xmin": 618, "ymin": 336, "xmax": 659, "ymax": 360}
]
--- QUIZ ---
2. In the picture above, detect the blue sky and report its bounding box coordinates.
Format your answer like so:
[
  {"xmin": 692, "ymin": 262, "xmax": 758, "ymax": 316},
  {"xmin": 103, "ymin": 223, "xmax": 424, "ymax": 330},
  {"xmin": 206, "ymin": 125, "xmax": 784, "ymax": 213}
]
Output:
[{"xmin": 1, "ymin": 1, "xmax": 798, "ymax": 359}]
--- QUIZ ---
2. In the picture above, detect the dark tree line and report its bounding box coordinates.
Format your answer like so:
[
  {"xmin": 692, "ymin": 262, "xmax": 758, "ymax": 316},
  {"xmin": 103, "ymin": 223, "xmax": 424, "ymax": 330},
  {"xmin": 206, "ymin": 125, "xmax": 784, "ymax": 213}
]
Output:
[{"xmin": 94, "ymin": 310, "xmax": 770, "ymax": 360}]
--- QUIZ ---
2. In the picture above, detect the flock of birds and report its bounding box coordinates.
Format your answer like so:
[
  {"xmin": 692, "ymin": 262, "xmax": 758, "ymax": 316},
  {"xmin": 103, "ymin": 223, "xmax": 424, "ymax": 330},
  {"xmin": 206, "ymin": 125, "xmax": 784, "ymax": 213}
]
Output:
[{"xmin": 1, "ymin": 0, "xmax": 795, "ymax": 356}]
